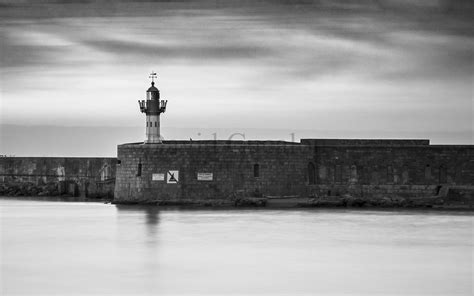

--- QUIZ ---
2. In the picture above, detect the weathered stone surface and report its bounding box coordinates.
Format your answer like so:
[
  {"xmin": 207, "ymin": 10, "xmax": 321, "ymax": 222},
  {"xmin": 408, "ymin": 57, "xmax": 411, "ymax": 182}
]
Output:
[
  {"xmin": 113, "ymin": 140, "xmax": 474, "ymax": 207},
  {"xmin": 114, "ymin": 141, "xmax": 312, "ymax": 203},
  {"xmin": 0, "ymin": 157, "xmax": 116, "ymax": 199},
  {"xmin": 234, "ymin": 197, "xmax": 267, "ymax": 207},
  {"xmin": 1, "ymin": 139, "xmax": 473, "ymax": 208}
]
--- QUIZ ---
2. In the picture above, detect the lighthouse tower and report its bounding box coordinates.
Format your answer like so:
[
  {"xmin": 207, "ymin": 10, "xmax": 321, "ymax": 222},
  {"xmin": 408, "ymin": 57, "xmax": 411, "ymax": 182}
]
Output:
[{"xmin": 138, "ymin": 72, "xmax": 168, "ymax": 144}]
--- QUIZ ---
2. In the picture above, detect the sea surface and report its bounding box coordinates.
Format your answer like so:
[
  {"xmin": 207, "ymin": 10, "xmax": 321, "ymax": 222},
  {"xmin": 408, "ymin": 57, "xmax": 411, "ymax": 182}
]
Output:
[{"xmin": 0, "ymin": 198, "xmax": 472, "ymax": 296}]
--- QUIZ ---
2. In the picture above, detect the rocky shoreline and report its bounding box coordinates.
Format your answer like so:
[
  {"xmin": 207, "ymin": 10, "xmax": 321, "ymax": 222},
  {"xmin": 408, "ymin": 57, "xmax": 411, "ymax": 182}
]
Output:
[
  {"xmin": 110, "ymin": 195, "xmax": 473, "ymax": 210},
  {"xmin": 0, "ymin": 182, "xmax": 112, "ymax": 201},
  {"xmin": 1, "ymin": 195, "xmax": 472, "ymax": 210},
  {"xmin": 2, "ymin": 182, "xmax": 472, "ymax": 210}
]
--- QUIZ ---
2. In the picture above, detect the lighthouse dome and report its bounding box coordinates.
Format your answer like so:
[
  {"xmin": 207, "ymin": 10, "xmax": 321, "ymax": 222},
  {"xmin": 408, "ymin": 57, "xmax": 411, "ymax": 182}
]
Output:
[{"xmin": 147, "ymin": 82, "xmax": 159, "ymax": 92}]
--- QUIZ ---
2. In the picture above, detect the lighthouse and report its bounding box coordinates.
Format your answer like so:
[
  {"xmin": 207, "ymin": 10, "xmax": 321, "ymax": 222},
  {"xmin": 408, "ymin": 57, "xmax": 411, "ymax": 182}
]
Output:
[{"xmin": 138, "ymin": 72, "xmax": 167, "ymax": 144}]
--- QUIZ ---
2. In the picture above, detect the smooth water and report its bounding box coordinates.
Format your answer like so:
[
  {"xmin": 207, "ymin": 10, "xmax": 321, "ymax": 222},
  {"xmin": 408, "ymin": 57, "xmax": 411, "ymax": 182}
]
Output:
[{"xmin": 0, "ymin": 198, "xmax": 472, "ymax": 296}]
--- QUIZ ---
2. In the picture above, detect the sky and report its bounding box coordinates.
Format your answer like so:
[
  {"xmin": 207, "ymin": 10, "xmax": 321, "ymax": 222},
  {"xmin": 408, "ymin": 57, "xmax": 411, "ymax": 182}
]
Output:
[{"xmin": 0, "ymin": 0, "xmax": 473, "ymax": 155}]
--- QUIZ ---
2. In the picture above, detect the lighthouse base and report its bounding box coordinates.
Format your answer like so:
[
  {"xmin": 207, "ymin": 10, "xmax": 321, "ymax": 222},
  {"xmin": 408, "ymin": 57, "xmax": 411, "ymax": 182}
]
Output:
[{"xmin": 145, "ymin": 139, "xmax": 162, "ymax": 144}]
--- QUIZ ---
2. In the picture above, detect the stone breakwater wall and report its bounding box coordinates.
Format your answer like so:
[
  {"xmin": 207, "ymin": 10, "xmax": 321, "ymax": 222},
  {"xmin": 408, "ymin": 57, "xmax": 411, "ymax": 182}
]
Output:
[
  {"xmin": 114, "ymin": 141, "xmax": 312, "ymax": 203},
  {"xmin": 307, "ymin": 144, "xmax": 474, "ymax": 198},
  {"xmin": 1, "ymin": 139, "xmax": 472, "ymax": 208},
  {"xmin": 0, "ymin": 157, "xmax": 116, "ymax": 198},
  {"xmin": 114, "ymin": 140, "xmax": 473, "ymax": 207},
  {"xmin": 305, "ymin": 141, "xmax": 474, "ymax": 208}
]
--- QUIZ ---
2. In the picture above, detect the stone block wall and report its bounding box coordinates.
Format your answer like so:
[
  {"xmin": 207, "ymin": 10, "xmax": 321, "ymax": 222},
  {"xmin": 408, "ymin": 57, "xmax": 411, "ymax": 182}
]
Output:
[
  {"xmin": 307, "ymin": 144, "xmax": 474, "ymax": 198},
  {"xmin": 0, "ymin": 157, "xmax": 117, "ymax": 198},
  {"xmin": 301, "ymin": 139, "xmax": 430, "ymax": 146},
  {"xmin": 115, "ymin": 140, "xmax": 474, "ymax": 203},
  {"xmin": 114, "ymin": 142, "xmax": 312, "ymax": 203},
  {"xmin": 3, "ymin": 139, "xmax": 471, "ymax": 205}
]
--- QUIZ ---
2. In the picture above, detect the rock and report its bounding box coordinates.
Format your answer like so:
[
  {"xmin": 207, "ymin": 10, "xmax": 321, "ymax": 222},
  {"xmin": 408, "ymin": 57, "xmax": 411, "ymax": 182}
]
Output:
[
  {"xmin": 234, "ymin": 197, "xmax": 267, "ymax": 207},
  {"xmin": 342, "ymin": 196, "xmax": 366, "ymax": 207},
  {"xmin": 314, "ymin": 198, "xmax": 345, "ymax": 207}
]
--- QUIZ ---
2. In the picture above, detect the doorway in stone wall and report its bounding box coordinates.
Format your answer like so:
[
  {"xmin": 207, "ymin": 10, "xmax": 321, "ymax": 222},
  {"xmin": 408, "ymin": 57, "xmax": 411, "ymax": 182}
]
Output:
[{"xmin": 439, "ymin": 165, "xmax": 447, "ymax": 183}]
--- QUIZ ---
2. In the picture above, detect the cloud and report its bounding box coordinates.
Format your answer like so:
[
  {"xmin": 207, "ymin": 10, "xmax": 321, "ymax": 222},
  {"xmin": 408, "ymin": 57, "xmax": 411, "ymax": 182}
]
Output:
[
  {"xmin": 0, "ymin": 0, "xmax": 472, "ymax": 143},
  {"xmin": 1, "ymin": 0, "xmax": 472, "ymax": 72}
]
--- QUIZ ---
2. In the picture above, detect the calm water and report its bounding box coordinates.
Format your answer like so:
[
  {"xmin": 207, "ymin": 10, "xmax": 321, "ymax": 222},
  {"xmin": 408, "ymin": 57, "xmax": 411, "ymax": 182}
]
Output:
[{"xmin": 1, "ymin": 198, "xmax": 472, "ymax": 296}]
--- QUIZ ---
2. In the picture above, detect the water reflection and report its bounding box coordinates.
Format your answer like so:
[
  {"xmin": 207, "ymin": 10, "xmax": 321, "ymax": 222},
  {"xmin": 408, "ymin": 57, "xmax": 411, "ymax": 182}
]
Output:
[
  {"xmin": 114, "ymin": 204, "xmax": 162, "ymax": 292},
  {"xmin": 115, "ymin": 204, "xmax": 161, "ymax": 238}
]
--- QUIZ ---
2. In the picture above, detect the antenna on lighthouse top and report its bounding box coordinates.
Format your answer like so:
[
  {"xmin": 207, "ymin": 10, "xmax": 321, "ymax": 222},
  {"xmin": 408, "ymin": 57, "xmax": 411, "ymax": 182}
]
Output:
[{"xmin": 149, "ymin": 71, "xmax": 157, "ymax": 85}]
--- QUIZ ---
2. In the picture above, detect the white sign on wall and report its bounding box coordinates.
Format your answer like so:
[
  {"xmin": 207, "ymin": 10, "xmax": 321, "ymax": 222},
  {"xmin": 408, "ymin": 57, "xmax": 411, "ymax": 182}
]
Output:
[
  {"xmin": 152, "ymin": 173, "xmax": 165, "ymax": 181},
  {"xmin": 167, "ymin": 170, "xmax": 179, "ymax": 184},
  {"xmin": 197, "ymin": 173, "xmax": 213, "ymax": 181}
]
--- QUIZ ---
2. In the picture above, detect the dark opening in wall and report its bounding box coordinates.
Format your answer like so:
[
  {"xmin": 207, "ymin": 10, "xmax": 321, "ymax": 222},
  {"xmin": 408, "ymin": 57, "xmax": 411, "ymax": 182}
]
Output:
[
  {"xmin": 137, "ymin": 162, "xmax": 142, "ymax": 177},
  {"xmin": 425, "ymin": 164, "xmax": 431, "ymax": 180},
  {"xmin": 439, "ymin": 165, "xmax": 447, "ymax": 183},
  {"xmin": 117, "ymin": 159, "xmax": 121, "ymax": 165},
  {"xmin": 253, "ymin": 164, "xmax": 260, "ymax": 178},
  {"xmin": 308, "ymin": 162, "xmax": 316, "ymax": 185},
  {"xmin": 436, "ymin": 185, "xmax": 442, "ymax": 195}
]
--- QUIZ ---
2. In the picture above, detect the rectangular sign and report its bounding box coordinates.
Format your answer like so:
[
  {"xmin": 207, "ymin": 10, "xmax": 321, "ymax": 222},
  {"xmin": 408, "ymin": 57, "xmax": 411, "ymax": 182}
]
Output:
[
  {"xmin": 152, "ymin": 173, "xmax": 164, "ymax": 181},
  {"xmin": 167, "ymin": 170, "xmax": 179, "ymax": 184},
  {"xmin": 197, "ymin": 173, "xmax": 213, "ymax": 181}
]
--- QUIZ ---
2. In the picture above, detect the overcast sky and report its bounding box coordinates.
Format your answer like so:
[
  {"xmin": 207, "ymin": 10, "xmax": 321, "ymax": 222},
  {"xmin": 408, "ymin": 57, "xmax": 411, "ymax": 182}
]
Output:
[{"xmin": 1, "ymin": 0, "xmax": 473, "ymax": 149}]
